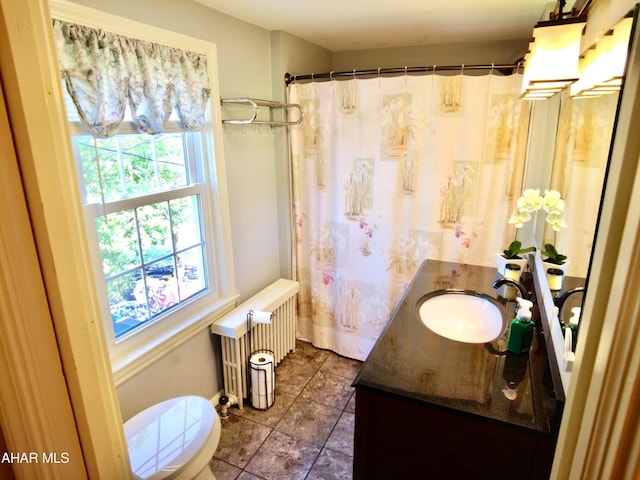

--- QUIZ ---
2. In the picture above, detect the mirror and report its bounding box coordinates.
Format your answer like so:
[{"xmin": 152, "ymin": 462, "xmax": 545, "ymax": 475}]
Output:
[
  {"xmin": 543, "ymin": 91, "xmax": 619, "ymax": 278},
  {"xmin": 531, "ymin": 7, "xmax": 637, "ymax": 394}
]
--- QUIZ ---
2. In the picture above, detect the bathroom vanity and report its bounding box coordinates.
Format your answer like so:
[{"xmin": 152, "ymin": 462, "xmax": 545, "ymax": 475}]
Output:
[{"xmin": 352, "ymin": 260, "xmax": 563, "ymax": 480}]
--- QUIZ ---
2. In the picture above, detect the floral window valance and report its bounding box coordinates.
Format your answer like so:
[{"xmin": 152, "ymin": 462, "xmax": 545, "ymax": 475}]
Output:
[{"xmin": 52, "ymin": 19, "xmax": 211, "ymax": 137}]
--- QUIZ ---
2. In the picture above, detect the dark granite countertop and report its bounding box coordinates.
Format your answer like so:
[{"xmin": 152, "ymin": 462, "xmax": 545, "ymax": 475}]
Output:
[{"xmin": 353, "ymin": 260, "xmax": 560, "ymax": 436}]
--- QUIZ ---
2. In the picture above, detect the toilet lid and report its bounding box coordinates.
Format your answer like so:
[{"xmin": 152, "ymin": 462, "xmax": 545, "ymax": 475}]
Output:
[{"xmin": 124, "ymin": 396, "xmax": 215, "ymax": 480}]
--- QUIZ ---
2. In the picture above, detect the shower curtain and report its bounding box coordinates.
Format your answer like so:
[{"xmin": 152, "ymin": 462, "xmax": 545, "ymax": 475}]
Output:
[
  {"xmin": 288, "ymin": 72, "xmax": 530, "ymax": 360},
  {"xmin": 549, "ymin": 90, "xmax": 619, "ymax": 278}
]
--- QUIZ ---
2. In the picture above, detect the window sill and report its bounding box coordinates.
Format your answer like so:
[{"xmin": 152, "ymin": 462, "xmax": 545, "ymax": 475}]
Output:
[{"xmin": 111, "ymin": 294, "xmax": 238, "ymax": 385}]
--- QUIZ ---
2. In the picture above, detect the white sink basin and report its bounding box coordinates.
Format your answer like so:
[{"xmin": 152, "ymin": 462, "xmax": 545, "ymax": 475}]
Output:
[{"xmin": 417, "ymin": 290, "xmax": 505, "ymax": 343}]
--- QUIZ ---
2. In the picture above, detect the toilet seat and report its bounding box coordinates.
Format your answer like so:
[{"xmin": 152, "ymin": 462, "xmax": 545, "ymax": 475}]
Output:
[{"xmin": 124, "ymin": 396, "xmax": 218, "ymax": 480}]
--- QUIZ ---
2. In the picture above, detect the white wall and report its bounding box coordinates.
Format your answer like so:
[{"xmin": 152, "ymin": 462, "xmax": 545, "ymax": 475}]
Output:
[
  {"xmin": 332, "ymin": 38, "xmax": 530, "ymax": 71},
  {"xmin": 270, "ymin": 30, "xmax": 333, "ymax": 278}
]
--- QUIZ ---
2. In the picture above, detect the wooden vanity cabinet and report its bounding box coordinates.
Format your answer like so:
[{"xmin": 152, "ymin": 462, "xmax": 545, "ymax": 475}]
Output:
[{"xmin": 353, "ymin": 387, "xmax": 555, "ymax": 480}]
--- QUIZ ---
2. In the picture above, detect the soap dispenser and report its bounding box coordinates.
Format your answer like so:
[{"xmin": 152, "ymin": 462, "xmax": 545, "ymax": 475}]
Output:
[
  {"xmin": 564, "ymin": 307, "xmax": 581, "ymax": 352},
  {"xmin": 507, "ymin": 298, "xmax": 534, "ymax": 354}
]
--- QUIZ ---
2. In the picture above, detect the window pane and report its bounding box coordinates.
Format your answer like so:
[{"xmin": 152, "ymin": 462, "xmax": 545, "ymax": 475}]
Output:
[
  {"xmin": 177, "ymin": 246, "xmax": 207, "ymax": 302},
  {"xmin": 144, "ymin": 257, "xmax": 179, "ymax": 317},
  {"xmin": 120, "ymin": 135, "xmax": 157, "ymax": 196},
  {"xmin": 138, "ymin": 202, "xmax": 173, "ymax": 263},
  {"xmin": 170, "ymin": 195, "xmax": 202, "ymax": 250},
  {"xmin": 156, "ymin": 134, "xmax": 188, "ymax": 189},
  {"xmin": 78, "ymin": 136, "xmax": 123, "ymax": 203},
  {"xmin": 76, "ymin": 128, "xmax": 211, "ymax": 339},
  {"xmin": 77, "ymin": 133, "xmax": 190, "ymax": 204},
  {"xmin": 108, "ymin": 270, "xmax": 148, "ymax": 338},
  {"xmin": 96, "ymin": 210, "xmax": 141, "ymax": 277},
  {"xmin": 96, "ymin": 195, "xmax": 208, "ymax": 338}
]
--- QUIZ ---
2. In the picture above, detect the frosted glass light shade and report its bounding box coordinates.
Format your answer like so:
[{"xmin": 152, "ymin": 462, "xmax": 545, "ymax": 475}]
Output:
[
  {"xmin": 601, "ymin": 17, "xmax": 633, "ymax": 84},
  {"xmin": 522, "ymin": 20, "xmax": 586, "ymax": 100},
  {"xmin": 571, "ymin": 16, "xmax": 633, "ymax": 98}
]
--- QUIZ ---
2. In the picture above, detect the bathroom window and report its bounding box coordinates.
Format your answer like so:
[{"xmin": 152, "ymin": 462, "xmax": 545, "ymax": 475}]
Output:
[
  {"xmin": 72, "ymin": 128, "xmax": 210, "ymax": 339},
  {"xmin": 52, "ymin": 0, "xmax": 236, "ymax": 382}
]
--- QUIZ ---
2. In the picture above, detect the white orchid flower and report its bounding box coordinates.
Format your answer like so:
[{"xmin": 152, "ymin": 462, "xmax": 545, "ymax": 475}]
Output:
[
  {"xmin": 517, "ymin": 189, "xmax": 543, "ymax": 212},
  {"xmin": 508, "ymin": 210, "xmax": 532, "ymax": 228}
]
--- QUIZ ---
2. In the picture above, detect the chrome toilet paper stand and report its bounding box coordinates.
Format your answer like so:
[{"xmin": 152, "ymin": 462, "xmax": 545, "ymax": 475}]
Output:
[{"xmin": 246, "ymin": 309, "xmax": 276, "ymax": 410}]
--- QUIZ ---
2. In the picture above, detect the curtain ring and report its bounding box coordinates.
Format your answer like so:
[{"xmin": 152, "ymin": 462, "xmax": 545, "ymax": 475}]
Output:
[
  {"xmin": 330, "ymin": 70, "xmax": 334, "ymax": 81},
  {"xmin": 461, "ymin": 64, "xmax": 464, "ymax": 75},
  {"xmin": 404, "ymin": 66, "xmax": 408, "ymax": 76},
  {"xmin": 353, "ymin": 69, "xmax": 356, "ymax": 80},
  {"xmin": 490, "ymin": 63, "xmax": 494, "ymax": 75},
  {"xmin": 433, "ymin": 65, "xmax": 436, "ymax": 73},
  {"xmin": 311, "ymin": 73, "xmax": 315, "ymax": 81}
]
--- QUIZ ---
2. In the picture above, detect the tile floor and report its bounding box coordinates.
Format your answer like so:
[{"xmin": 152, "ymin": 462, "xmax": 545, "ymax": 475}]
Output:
[{"xmin": 209, "ymin": 340, "xmax": 363, "ymax": 480}]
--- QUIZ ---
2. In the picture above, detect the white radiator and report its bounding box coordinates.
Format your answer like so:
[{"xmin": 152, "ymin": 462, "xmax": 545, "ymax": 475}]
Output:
[{"xmin": 211, "ymin": 278, "xmax": 299, "ymax": 409}]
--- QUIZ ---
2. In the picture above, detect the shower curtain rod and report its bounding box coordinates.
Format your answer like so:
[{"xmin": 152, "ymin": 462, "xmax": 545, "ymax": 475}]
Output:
[{"xmin": 285, "ymin": 62, "xmax": 523, "ymax": 85}]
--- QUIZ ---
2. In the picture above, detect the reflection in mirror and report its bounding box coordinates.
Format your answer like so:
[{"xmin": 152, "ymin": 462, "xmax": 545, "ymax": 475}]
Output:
[
  {"xmin": 534, "ymin": 7, "xmax": 637, "ymax": 395},
  {"xmin": 545, "ymin": 90, "xmax": 619, "ymax": 277}
]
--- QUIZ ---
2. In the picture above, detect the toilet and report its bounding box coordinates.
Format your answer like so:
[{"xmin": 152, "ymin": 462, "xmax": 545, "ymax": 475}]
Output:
[{"xmin": 124, "ymin": 396, "xmax": 221, "ymax": 480}]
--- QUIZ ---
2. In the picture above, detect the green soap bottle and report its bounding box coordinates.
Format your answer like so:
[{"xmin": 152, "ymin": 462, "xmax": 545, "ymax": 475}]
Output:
[{"xmin": 507, "ymin": 298, "xmax": 534, "ymax": 354}]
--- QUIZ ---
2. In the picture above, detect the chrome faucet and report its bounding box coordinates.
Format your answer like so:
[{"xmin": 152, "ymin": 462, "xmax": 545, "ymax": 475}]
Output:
[
  {"xmin": 492, "ymin": 278, "xmax": 530, "ymax": 300},
  {"xmin": 554, "ymin": 287, "xmax": 585, "ymax": 323}
]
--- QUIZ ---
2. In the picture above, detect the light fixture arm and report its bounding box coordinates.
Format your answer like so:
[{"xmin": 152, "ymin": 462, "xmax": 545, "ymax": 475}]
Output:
[{"xmin": 550, "ymin": 0, "xmax": 578, "ymax": 21}]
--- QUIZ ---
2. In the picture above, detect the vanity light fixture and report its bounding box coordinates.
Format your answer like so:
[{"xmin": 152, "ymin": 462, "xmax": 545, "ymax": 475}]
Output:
[
  {"xmin": 521, "ymin": 18, "xmax": 586, "ymax": 100},
  {"xmin": 571, "ymin": 16, "xmax": 633, "ymax": 98}
]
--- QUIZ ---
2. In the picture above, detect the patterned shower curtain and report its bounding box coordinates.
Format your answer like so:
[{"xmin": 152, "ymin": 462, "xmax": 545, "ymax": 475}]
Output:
[
  {"xmin": 548, "ymin": 90, "xmax": 619, "ymax": 278},
  {"xmin": 288, "ymin": 72, "xmax": 530, "ymax": 360}
]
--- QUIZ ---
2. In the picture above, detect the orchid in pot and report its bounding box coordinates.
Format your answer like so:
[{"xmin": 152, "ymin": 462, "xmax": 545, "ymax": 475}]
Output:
[
  {"xmin": 497, "ymin": 189, "xmax": 540, "ymax": 275},
  {"xmin": 500, "ymin": 189, "xmax": 568, "ymax": 274},
  {"xmin": 504, "ymin": 189, "xmax": 541, "ymax": 259},
  {"xmin": 540, "ymin": 189, "xmax": 568, "ymax": 267}
]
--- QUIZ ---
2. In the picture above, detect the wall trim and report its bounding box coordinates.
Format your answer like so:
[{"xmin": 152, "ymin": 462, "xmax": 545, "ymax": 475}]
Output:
[
  {"xmin": 552, "ymin": 5, "xmax": 640, "ymax": 478},
  {"xmin": 0, "ymin": 62, "xmax": 87, "ymax": 480},
  {"xmin": 0, "ymin": 1, "xmax": 130, "ymax": 478}
]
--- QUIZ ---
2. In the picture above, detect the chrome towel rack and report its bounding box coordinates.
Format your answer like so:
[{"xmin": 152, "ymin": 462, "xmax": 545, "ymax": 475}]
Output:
[{"xmin": 220, "ymin": 98, "xmax": 303, "ymax": 126}]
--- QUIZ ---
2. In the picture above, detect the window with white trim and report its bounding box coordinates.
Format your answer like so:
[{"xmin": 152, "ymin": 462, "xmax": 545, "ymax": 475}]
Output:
[
  {"xmin": 72, "ymin": 124, "xmax": 210, "ymax": 339},
  {"xmin": 51, "ymin": 1, "xmax": 236, "ymax": 379}
]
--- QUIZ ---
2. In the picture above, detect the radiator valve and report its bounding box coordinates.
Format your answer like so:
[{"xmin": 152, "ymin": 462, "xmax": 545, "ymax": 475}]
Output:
[{"xmin": 219, "ymin": 396, "xmax": 230, "ymax": 419}]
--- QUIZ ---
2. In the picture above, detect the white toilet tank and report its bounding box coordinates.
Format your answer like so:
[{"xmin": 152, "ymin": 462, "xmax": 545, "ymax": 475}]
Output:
[{"xmin": 124, "ymin": 396, "xmax": 220, "ymax": 480}]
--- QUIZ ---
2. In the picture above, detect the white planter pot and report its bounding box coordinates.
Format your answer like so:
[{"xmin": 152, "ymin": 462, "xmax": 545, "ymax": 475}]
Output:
[
  {"xmin": 542, "ymin": 259, "xmax": 570, "ymax": 275},
  {"xmin": 496, "ymin": 254, "xmax": 529, "ymax": 277}
]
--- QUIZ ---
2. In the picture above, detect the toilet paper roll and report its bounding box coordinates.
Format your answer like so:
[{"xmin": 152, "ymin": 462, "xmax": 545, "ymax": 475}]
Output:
[
  {"xmin": 250, "ymin": 310, "xmax": 273, "ymax": 325},
  {"xmin": 250, "ymin": 384, "xmax": 274, "ymax": 409},
  {"xmin": 250, "ymin": 354, "xmax": 274, "ymax": 390},
  {"xmin": 251, "ymin": 390, "xmax": 274, "ymax": 410},
  {"xmin": 250, "ymin": 352, "xmax": 274, "ymax": 366},
  {"xmin": 249, "ymin": 352, "xmax": 275, "ymax": 409}
]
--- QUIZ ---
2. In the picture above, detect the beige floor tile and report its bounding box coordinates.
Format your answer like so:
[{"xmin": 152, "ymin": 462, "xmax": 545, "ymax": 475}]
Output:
[
  {"xmin": 301, "ymin": 370, "xmax": 355, "ymax": 410},
  {"xmin": 306, "ymin": 448, "xmax": 354, "ymax": 480},
  {"xmin": 237, "ymin": 472, "xmax": 265, "ymax": 480},
  {"xmin": 287, "ymin": 339, "xmax": 331, "ymax": 367},
  {"xmin": 345, "ymin": 391, "xmax": 356, "ymax": 413},
  {"xmin": 213, "ymin": 342, "xmax": 357, "ymax": 479},
  {"xmin": 215, "ymin": 415, "xmax": 271, "ymax": 468},
  {"xmin": 275, "ymin": 397, "xmax": 342, "ymax": 446},
  {"xmin": 320, "ymin": 352, "xmax": 363, "ymax": 380},
  {"xmin": 325, "ymin": 411, "xmax": 355, "ymax": 457},
  {"xmin": 232, "ymin": 390, "xmax": 297, "ymax": 428},
  {"xmin": 274, "ymin": 356, "xmax": 319, "ymax": 396},
  {"xmin": 208, "ymin": 457, "xmax": 241, "ymax": 480},
  {"xmin": 244, "ymin": 430, "xmax": 321, "ymax": 480}
]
